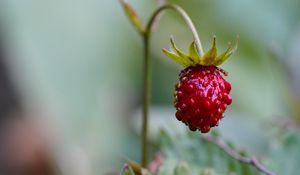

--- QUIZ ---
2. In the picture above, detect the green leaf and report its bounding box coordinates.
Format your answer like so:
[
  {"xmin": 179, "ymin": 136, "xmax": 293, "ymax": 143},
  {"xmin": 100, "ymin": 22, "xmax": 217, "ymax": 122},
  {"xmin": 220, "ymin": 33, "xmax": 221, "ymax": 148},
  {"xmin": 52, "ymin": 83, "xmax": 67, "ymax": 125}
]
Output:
[
  {"xmin": 156, "ymin": 158, "xmax": 178, "ymax": 175},
  {"xmin": 120, "ymin": 0, "xmax": 144, "ymax": 34},
  {"xmin": 269, "ymin": 132, "xmax": 300, "ymax": 175},
  {"xmin": 157, "ymin": 130, "xmax": 259, "ymax": 175},
  {"xmin": 157, "ymin": 157, "xmax": 205, "ymax": 175},
  {"xmin": 201, "ymin": 168, "xmax": 216, "ymax": 175},
  {"xmin": 174, "ymin": 161, "xmax": 191, "ymax": 175},
  {"xmin": 200, "ymin": 35, "xmax": 217, "ymax": 65}
]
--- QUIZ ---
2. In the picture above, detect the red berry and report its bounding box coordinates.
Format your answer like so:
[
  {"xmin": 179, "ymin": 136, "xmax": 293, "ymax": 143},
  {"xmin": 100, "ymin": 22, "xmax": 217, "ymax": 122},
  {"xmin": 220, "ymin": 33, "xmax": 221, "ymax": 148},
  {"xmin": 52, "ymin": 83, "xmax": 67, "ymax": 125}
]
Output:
[{"xmin": 174, "ymin": 65, "xmax": 232, "ymax": 133}]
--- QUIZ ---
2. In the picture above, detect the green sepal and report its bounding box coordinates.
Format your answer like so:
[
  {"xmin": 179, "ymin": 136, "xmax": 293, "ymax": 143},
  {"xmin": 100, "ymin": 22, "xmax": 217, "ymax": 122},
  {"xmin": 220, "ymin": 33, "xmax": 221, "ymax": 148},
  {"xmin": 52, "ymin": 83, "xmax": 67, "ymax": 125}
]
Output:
[
  {"xmin": 188, "ymin": 41, "xmax": 201, "ymax": 63},
  {"xmin": 200, "ymin": 36, "xmax": 217, "ymax": 65},
  {"xmin": 214, "ymin": 38, "xmax": 238, "ymax": 65},
  {"xmin": 170, "ymin": 37, "xmax": 195, "ymax": 64},
  {"xmin": 162, "ymin": 49, "xmax": 189, "ymax": 67},
  {"xmin": 162, "ymin": 35, "xmax": 237, "ymax": 67}
]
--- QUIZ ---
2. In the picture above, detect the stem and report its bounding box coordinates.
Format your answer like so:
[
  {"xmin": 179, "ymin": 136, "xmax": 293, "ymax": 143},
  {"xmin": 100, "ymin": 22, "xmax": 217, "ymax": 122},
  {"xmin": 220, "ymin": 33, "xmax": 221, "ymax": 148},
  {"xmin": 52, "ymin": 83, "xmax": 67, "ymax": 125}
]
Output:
[
  {"xmin": 142, "ymin": 34, "xmax": 150, "ymax": 167},
  {"xmin": 145, "ymin": 5, "xmax": 204, "ymax": 56},
  {"xmin": 141, "ymin": 4, "xmax": 203, "ymax": 167},
  {"xmin": 202, "ymin": 135, "xmax": 277, "ymax": 175}
]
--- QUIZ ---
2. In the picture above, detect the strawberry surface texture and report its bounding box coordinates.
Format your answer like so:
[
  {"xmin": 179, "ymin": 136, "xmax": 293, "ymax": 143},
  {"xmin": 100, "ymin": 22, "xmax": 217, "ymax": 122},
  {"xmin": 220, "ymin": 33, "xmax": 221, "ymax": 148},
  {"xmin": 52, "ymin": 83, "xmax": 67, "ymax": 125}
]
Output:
[{"xmin": 174, "ymin": 65, "xmax": 232, "ymax": 133}]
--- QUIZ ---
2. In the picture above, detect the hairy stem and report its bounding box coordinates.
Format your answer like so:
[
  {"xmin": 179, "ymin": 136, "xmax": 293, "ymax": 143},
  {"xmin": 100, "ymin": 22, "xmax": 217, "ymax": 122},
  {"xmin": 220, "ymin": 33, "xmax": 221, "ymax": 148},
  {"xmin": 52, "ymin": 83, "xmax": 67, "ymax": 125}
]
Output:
[
  {"xmin": 141, "ymin": 4, "xmax": 203, "ymax": 167},
  {"xmin": 202, "ymin": 135, "xmax": 277, "ymax": 175}
]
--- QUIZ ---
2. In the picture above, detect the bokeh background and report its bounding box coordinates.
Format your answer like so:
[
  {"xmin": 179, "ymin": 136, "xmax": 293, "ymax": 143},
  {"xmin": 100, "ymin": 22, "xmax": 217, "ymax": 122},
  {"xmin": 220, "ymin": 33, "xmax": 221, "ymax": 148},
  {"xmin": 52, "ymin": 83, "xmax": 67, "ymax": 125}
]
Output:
[{"xmin": 0, "ymin": 0, "xmax": 300, "ymax": 174}]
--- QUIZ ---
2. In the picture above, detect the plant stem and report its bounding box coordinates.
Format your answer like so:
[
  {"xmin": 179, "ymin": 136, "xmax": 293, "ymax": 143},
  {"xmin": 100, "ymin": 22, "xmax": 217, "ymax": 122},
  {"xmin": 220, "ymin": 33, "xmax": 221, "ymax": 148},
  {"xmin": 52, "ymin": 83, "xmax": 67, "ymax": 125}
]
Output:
[
  {"xmin": 142, "ymin": 34, "xmax": 150, "ymax": 167},
  {"xmin": 202, "ymin": 135, "xmax": 276, "ymax": 175},
  {"xmin": 141, "ymin": 4, "xmax": 203, "ymax": 167},
  {"xmin": 145, "ymin": 5, "xmax": 204, "ymax": 56}
]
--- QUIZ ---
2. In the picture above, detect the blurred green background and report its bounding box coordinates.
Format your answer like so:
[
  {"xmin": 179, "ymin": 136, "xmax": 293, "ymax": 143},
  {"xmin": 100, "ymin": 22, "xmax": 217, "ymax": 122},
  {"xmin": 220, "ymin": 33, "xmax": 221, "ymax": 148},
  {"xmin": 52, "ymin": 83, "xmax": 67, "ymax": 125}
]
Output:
[{"xmin": 0, "ymin": 0, "xmax": 300, "ymax": 174}]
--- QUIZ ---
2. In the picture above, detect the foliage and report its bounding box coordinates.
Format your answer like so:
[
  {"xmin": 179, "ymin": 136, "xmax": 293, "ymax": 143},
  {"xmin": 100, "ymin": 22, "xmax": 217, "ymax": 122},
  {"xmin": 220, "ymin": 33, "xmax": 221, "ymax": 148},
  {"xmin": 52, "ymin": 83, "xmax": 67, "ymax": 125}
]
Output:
[
  {"xmin": 268, "ymin": 131, "xmax": 300, "ymax": 175},
  {"xmin": 121, "ymin": 128, "xmax": 300, "ymax": 175}
]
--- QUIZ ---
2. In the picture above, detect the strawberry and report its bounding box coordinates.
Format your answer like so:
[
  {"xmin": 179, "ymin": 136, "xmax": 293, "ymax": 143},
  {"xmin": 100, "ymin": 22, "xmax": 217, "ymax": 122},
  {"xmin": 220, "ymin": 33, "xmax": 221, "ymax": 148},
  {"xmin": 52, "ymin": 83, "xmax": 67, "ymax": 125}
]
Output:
[{"xmin": 163, "ymin": 36, "xmax": 237, "ymax": 133}]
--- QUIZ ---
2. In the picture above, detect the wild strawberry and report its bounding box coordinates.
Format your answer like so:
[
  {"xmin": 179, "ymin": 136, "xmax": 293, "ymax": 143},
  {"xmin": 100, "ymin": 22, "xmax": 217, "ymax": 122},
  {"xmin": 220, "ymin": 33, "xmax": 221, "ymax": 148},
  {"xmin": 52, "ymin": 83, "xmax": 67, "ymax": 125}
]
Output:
[{"xmin": 163, "ymin": 36, "xmax": 237, "ymax": 133}]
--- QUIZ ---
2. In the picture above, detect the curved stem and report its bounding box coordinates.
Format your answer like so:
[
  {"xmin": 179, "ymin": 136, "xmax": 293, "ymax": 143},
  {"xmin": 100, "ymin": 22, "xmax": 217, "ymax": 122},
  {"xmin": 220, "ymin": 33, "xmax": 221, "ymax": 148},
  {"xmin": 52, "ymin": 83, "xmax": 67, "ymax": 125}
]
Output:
[
  {"xmin": 145, "ymin": 4, "xmax": 204, "ymax": 56},
  {"xmin": 141, "ymin": 4, "xmax": 203, "ymax": 167}
]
